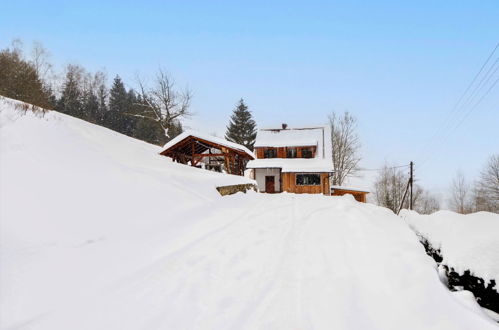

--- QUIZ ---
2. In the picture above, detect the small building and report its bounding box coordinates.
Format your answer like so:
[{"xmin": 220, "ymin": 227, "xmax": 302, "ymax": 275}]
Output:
[
  {"xmin": 331, "ymin": 185, "xmax": 369, "ymax": 203},
  {"xmin": 246, "ymin": 125, "xmax": 334, "ymax": 194},
  {"xmin": 160, "ymin": 131, "xmax": 255, "ymax": 176}
]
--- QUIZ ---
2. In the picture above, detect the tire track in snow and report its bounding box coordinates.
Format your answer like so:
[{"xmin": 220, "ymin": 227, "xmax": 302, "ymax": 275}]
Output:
[
  {"xmin": 235, "ymin": 196, "xmax": 331, "ymax": 329},
  {"xmin": 108, "ymin": 196, "xmax": 300, "ymax": 328},
  {"xmin": 114, "ymin": 197, "xmax": 274, "ymax": 286},
  {"xmin": 227, "ymin": 197, "xmax": 301, "ymax": 329}
]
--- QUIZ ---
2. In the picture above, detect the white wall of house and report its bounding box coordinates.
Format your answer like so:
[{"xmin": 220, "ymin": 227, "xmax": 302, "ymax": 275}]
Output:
[{"xmin": 254, "ymin": 168, "xmax": 281, "ymax": 192}]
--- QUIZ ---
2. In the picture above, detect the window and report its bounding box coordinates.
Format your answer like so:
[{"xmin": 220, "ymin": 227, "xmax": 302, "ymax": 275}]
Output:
[
  {"xmin": 296, "ymin": 174, "xmax": 321, "ymax": 186},
  {"xmin": 264, "ymin": 148, "xmax": 277, "ymax": 158},
  {"xmin": 301, "ymin": 148, "xmax": 313, "ymax": 158},
  {"xmin": 286, "ymin": 147, "xmax": 297, "ymax": 158}
]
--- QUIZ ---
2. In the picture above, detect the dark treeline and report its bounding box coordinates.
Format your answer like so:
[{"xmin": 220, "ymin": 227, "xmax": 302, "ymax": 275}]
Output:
[
  {"xmin": 0, "ymin": 41, "xmax": 185, "ymax": 145},
  {"xmin": 0, "ymin": 40, "xmax": 258, "ymax": 148},
  {"xmin": 55, "ymin": 66, "xmax": 183, "ymax": 145}
]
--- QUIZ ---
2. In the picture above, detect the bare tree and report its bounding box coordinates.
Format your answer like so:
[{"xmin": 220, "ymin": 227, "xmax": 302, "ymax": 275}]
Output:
[
  {"xmin": 136, "ymin": 68, "xmax": 192, "ymax": 139},
  {"xmin": 29, "ymin": 41, "xmax": 53, "ymax": 83},
  {"xmin": 329, "ymin": 112, "xmax": 361, "ymax": 185},
  {"xmin": 93, "ymin": 71, "xmax": 108, "ymax": 121},
  {"xmin": 472, "ymin": 154, "xmax": 499, "ymax": 213},
  {"xmin": 480, "ymin": 154, "xmax": 499, "ymax": 201},
  {"xmin": 373, "ymin": 165, "xmax": 407, "ymax": 213},
  {"xmin": 373, "ymin": 164, "xmax": 437, "ymax": 214},
  {"xmin": 10, "ymin": 38, "xmax": 23, "ymax": 55},
  {"xmin": 449, "ymin": 171, "xmax": 471, "ymax": 214},
  {"xmin": 415, "ymin": 190, "xmax": 440, "ymax": 215}
]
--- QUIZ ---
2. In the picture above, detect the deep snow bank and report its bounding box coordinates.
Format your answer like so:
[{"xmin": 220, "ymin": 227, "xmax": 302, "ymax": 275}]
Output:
[
  {"xmin": 1, "ymin": 97, "xmax": 498, "ymax": 329},
  {"xmin": 402, "ymin": 209, "xmax": 499, "ymax": 315},
  {"xmin": 402, "ymin": 209, "xmax": 499, "ymax": 287}
]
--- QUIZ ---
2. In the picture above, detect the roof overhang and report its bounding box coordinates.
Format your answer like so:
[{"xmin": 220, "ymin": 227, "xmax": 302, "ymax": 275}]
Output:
[
  {"xmin": 331, "ymin": 185, "xmax": 370, "ymax": 193},
  {"xmin": 160, "ymin": 131, "xmax": 255, "ymax": 160},
  {"xmin": 246, "ymin": 158, "xmax": 334, "ymax": 173}
]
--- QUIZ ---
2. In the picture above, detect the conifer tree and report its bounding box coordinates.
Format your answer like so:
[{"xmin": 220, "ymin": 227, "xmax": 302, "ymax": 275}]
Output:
[
  {"xmin": 104, "ymin": 75, "xmax": 130, "ymax": 134},
  {"xmin": 131, "ymin": 94, "xmax": 162, "ymax": 145},
  {"xmin": 57, "ymin": 65, "xmax": 83, "ymax": 117},
  {"xmin": 96, "ymin": 82, "xmax": 107, "ymax": 124},
  {"xmin": 123, "ymin": 89, "xmax": 139, "ymax": 136},
  {"xmin": 167, "ymin": 120, "xmax": 183, "ymax": 142},
  {"xmin": 225, "ymin": 98, "xmax": 257, "ymax": 150},
  {"xmin": 82, "ymin": 90, "xmax": 99, "ymax": 123}
]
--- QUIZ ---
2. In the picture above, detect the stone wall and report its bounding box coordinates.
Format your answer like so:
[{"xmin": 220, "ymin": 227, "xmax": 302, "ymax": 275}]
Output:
[{"xmin": 216, "ymin": 183, "xmax": 257, "ymax": 196}]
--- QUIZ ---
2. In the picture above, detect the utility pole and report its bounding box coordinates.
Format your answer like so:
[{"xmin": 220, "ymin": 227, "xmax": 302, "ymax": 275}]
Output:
[
  {"xmin": 397, "ymin": 161, "xmax": 414, "ymax": 215},
  {"xmin": 409, "ymin": 161, "xmax": 414, "ymax": 210}
]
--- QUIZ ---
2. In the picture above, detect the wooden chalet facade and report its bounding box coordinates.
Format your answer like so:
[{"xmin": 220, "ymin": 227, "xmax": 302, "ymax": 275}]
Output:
[
  {"xmin": 159, "ymin": 128, "xmax": 370, "ymax": 201},
  {"xmin": 160, "ymin": 131, "xmax": 255, "ymax": 176},
  {"xmin": 246, "ymin": 125, "xmax": 334, "ymax": 195}
]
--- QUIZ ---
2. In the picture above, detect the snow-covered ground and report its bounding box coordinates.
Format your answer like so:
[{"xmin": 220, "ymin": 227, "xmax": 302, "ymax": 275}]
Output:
[
  {"xmin": 402, "ymin": 209, "xmax": 499, "ymax": 289},
  {"xmin": 1, "ymin": 96, "xmax": 498, "ymax": 329}
]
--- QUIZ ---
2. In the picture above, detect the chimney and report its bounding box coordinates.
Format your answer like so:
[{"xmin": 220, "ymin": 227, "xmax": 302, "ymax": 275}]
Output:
[{"xmin": 282, "ymin": 123, "xmax": 288, "ymax": 129}]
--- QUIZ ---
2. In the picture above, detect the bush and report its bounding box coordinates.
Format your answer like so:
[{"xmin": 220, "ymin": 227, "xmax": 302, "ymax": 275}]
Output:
[{"xmin": 0, "ymin": 48, "xmax": 52, "ymax": 108}]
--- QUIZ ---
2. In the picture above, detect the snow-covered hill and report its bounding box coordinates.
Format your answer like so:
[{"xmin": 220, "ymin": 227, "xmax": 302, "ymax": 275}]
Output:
[{"xmin": 1, "ymin": 97, "xmax": 497, "ymax": 329}]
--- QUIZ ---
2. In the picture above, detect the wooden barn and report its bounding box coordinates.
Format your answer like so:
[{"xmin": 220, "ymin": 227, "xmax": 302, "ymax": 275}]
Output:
[
  {"xmin": 160, "ymin": 131, "xmax": 255, "ymax": 176},
  {"xmin": 246, "ymin": 125, "xmax": 334, "ymax": 194}
]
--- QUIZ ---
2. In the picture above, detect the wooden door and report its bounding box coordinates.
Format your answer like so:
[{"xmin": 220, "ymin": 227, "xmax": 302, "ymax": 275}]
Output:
[{"xmin": 265, "ymin": 176, "xmax": 275, "ymax": 193}]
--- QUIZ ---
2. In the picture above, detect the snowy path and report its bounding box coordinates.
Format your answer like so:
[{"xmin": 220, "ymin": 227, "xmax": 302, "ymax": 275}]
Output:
[{"xmin": 49, "ymin": 194, "xmax": 495, "ymax": 330}]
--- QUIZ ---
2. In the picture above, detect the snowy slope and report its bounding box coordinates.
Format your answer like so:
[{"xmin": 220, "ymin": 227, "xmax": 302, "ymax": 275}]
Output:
[
  {"xmin": 402, "ymin": 209, "xmax": 499, "ymax": 288},
  {"xmin": 1, "ymin": 97, "xmax": 497, "ymax": 329}
]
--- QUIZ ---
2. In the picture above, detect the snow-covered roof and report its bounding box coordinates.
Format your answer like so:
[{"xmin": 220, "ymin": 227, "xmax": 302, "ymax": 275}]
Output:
[
  {"xmin": 246, "ymin": 158, "xmax": 334, "ymax": 173},
  {"xmin": 161, "ymin": 130, "xmax": 255, "ymax": 158},
  {"xmin": 248, "ymin": 126, "xmax": 333, "ymax": 172},
  {"xmin": 331, "ymin": 185, "xmax": 370, "ymax": 193},
  {"xmin": 254, "ymin": 127, "xmax": 332, "ymax": 161},
  {"xmin": 340, "ymin": 173, "xmax": 374, "ymax": 193}
]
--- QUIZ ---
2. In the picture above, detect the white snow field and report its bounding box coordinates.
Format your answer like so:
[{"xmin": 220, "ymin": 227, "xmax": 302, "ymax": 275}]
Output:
[{"xmin": 1, "ymin": 96, "xmax": 497, "ymax": 329}]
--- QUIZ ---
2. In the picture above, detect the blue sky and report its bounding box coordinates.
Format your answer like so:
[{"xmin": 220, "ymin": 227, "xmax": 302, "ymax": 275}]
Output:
[{"xmin": 1, "ymin": 0, "xmax": 498, "ymax": 200}]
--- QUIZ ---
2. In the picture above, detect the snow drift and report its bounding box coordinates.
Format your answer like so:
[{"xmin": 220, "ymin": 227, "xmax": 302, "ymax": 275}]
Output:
[
  {"xmin": 402, "ymin": 210, "xmax": 499, "ymax": 287},
  {"xmin": 1, "ymin": 96, "xmax": 497, "ymax": 329},
  {"xmin": 402, "ymin": 209, "xmax": 499, "ymax": 316}
]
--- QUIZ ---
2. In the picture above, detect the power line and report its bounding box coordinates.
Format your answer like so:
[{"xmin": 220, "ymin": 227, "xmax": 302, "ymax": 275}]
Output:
[
  {"xmin": 358, "ymin": 164, "xmax": 409, "ymax": 171},
  {"xmin": 419, "ymin": 75, "xmax": 499, "ymax": 169},
  {"xmin": 335, "ymin": 164, "xmax": 409, "ymax": 172},
  {"xmin": 416, "ymin": 43, "xmax": 499, "ymax": 162},
  {"xmin": 444, "ymin": 76, "xmax": 499, "ymax": 141},
  {"xmin": 458, "ymin": 56, "xmax": 499, "ymax": 112},
  {"xmin": 416, "ymin": 42, "xmax": 499, "ymax": 168},
  {"xmin": 445, "ymin": 43, "xmax": 499, "ymax": 121},
  {"xmin": 454, "ymin": 43, "xmax": 499, "ymax": 110}
]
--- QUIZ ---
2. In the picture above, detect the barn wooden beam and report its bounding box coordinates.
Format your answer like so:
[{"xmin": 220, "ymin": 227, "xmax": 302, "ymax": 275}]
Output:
[
  {"xmin": 192, "ymin": 156, "xmax": 202, "ymax": 166},
  {"xmin": 191, "ymin": 142, "xmax": 196, "ymax": 166},
  {"xmin": 192, "ymin": 153, "xmax": 226, "ymax": 157}
]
